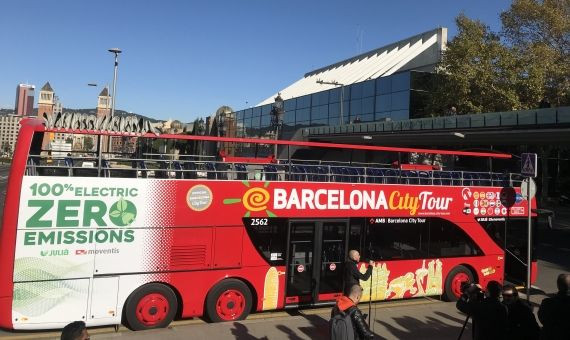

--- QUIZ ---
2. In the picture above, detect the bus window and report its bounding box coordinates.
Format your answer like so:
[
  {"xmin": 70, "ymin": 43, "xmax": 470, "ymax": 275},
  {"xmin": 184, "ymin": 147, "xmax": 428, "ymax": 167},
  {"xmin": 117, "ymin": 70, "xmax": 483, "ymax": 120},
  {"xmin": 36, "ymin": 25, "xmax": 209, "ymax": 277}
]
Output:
[
  {"xmin": 365, "ymin": 219, "xmax": 429, "ymax": 260},
  {"xmin": 480, "ymin": 218, "xmax": 537, "ymax": 261},
  {"xmin": 348, "ymin": 218, "xmax": 365, "ymax": 254},
  {"xmin": 429, "ymin": 219, "xmax": 481, "ymax": 257},
  {"xmin": 243, "ymin": 218, "xmax": 288, "ymax": 265}
]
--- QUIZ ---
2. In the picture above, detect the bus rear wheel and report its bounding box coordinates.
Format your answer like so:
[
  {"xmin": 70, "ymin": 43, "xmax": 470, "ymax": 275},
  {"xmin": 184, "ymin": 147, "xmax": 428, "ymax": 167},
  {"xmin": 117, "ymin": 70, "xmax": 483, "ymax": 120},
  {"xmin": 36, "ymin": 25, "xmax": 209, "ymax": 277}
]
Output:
[
  {"xmin": 125, "ymin": 283, "xmax": 178, "ymax": 331},
  {"xmin": 443, "ymin": 265, "xmax": 474, "ymax": 301},
  {"xmin": 206, "ymin": 279, "xmax": 252, "ymax": 322}
]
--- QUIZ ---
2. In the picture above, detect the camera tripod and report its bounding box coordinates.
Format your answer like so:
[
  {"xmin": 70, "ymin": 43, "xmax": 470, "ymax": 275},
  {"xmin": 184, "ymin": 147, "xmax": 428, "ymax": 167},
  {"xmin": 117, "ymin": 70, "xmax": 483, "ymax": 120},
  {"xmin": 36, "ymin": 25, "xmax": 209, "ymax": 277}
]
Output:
[{"xmin": 457, "ymin": 314, "xmax": 470, "ymax": 340}]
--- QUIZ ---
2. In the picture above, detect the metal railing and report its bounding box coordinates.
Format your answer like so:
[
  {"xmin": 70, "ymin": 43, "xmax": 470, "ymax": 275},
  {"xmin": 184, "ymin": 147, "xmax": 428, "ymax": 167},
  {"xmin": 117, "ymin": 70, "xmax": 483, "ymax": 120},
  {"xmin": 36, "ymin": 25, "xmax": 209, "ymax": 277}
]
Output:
[{"xmin": 25, "ymin": 154, "xmax": 525, "ymax": 188}]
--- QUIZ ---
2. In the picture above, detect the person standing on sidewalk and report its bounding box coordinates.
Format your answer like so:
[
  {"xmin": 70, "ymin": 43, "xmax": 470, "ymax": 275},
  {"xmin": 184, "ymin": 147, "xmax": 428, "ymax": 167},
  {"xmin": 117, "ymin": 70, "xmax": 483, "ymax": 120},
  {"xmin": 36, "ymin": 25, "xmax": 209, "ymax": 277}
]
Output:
[
  {"xmin": 330, "ymin": 285, "xmax": 375, "ymax": 340},
  {"xmin": 502, "ymin": 284, "xmax": 539, "ymax": 340},
  {"xmin": 343, "ymin": 250, "xmax": 373, "ymax": 296},
  {"xmin": 456, "ymin": 280, "xmax": 508, "ymax": 340},
  {"xmin": 538, "ymin": 273, "xmax": 570, "ymax": 340}
]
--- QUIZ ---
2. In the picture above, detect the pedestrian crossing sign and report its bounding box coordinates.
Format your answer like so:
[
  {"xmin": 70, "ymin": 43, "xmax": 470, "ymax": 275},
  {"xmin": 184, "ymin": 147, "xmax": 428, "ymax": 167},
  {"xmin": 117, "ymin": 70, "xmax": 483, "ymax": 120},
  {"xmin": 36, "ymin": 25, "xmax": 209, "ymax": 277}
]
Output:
[{"xmin": 521, "ymin": 153, "xmax": 537, "ymax": 177}]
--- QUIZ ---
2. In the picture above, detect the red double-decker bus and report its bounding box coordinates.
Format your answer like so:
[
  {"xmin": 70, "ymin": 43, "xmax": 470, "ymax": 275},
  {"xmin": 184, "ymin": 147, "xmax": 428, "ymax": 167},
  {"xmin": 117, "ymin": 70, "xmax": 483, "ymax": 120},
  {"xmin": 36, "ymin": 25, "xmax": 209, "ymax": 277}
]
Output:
[{"xmin": 0, "ymin": 117, "xmax": 536, "ymax": 331}]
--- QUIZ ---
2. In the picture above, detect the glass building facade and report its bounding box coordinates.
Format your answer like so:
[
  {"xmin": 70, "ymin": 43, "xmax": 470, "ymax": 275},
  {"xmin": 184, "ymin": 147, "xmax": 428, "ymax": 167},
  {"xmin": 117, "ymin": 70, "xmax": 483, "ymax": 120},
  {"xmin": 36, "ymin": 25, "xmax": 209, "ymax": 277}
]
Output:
[{"xmin": 230, "ymin": 70, "xmax": 436, "ymax": 156}]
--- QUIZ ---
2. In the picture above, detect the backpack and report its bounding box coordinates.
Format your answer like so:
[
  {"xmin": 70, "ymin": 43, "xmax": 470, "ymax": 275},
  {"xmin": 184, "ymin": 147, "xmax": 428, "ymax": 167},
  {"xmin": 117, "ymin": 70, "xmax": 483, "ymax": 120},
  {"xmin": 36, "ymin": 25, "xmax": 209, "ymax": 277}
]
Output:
[{"xmin": 329, "ymin": 308, "xmax": 355, "ymax": 340}]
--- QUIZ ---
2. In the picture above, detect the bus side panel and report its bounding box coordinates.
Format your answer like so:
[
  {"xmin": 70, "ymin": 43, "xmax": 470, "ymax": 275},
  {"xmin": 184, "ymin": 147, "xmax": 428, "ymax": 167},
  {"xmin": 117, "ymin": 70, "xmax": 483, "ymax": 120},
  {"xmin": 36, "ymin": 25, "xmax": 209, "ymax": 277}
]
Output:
[
  {"xmin": 12, "ymin": 279, "xmax": 90, "ymax": 330},
  {"xmin": 0, "ymin": 122, "xmax": 37, "ymax": 329},
  {"xmin": 357, "ymin": 255, "xmax": 503, "ymax": 302}
]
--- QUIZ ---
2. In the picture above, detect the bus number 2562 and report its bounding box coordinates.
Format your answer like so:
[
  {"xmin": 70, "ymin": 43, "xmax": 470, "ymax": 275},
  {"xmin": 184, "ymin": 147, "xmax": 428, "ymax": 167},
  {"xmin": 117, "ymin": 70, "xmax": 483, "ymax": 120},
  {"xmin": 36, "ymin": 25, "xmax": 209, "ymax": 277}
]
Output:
[{"xmin": 251, "ymin": 218, "xmax": 268, "ymax": 226}]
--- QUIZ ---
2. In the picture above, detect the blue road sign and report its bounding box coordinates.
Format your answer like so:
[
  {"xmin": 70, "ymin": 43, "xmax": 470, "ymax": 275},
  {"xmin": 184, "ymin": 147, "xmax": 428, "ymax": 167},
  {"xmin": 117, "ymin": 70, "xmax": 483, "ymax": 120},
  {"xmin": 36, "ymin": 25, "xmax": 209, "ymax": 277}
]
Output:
[{"xmin": 521, "ymin": 153, "xmax": 537, "ymax": 177}]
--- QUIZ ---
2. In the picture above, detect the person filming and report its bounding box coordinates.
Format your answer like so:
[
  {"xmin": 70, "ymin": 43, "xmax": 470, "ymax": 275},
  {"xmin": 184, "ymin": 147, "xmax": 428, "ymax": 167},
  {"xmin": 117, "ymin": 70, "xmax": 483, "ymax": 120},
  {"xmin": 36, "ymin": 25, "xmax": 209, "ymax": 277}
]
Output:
[{"xmin": 456, "ymin": 280, "xmax": 507, "ymax": 340}]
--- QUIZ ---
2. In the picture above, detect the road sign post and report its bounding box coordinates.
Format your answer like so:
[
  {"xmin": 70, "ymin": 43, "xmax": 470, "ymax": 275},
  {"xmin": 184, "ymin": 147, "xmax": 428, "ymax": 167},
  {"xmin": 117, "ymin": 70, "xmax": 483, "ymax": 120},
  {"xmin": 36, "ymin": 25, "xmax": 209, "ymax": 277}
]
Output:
[{"xmin": 520, "ymin": 153, "xmax": 537, "ymax": 302}]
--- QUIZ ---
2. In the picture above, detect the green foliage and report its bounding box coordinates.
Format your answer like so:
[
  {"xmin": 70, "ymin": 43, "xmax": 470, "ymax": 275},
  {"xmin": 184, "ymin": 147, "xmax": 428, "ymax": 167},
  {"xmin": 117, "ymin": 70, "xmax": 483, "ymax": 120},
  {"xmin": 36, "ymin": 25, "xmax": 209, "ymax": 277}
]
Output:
[
  {"xmin": 430, "ymin": 1, "xmax": 570, "ymax": 115},
  {"xmin": 501, "ymin": 0, "xmax": 570, "ymax": 107}
]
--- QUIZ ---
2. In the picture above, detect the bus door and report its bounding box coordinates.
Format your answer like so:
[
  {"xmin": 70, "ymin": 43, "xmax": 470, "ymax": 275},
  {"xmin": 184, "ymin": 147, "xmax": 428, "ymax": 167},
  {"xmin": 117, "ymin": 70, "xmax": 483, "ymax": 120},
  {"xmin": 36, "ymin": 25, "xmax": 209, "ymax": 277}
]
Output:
[
  {"xmin": 285, "ymin": 220, "xmax": 348, "ymax": 305},
  {"xmin": 504, "ymin": 218, "xmax": 537, "ymax": 284}
]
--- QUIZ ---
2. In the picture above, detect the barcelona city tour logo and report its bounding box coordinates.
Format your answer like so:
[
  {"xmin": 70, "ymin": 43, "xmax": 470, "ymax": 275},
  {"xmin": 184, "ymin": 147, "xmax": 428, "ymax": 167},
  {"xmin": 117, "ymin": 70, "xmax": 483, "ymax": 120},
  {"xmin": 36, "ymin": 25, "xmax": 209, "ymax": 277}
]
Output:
[{"xmin": 223, "ymin": 181, "xmax": 276, "ymax": 217}]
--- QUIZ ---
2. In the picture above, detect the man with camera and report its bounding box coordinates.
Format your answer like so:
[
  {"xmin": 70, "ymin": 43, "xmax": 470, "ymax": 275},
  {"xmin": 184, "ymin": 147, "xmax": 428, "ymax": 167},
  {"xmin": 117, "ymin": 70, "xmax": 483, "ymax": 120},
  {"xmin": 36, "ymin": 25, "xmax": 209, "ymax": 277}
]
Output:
[
  {"xmin": 456, "ymin": 280, "xmax": 508, "ymax": 340},
  {"xmin": 502, "ymin": 284, "xmax": 539, "ymax": 340}
]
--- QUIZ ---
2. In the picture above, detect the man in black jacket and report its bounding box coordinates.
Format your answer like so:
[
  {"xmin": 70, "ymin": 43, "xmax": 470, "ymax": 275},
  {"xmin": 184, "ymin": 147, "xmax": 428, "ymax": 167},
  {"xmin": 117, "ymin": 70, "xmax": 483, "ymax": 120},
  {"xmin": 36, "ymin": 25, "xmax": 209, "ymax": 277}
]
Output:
[
  {"xmin": 344, "ymin": 250, "xmax": 374, "ymax": 296},
  {"xmin": 456, "ymin": 280, "xmax": 508, "ymax": 340},
  {"xmin": 538, "ymin": 273, "xmax": 570, "ymax": 340},
  {"xmin": 502, "ymin": 284, "xmax": 539, "ymax": 340},
  {"xmin": 330, "ymin": 285, "xmax": 375, "ymax": 340}
]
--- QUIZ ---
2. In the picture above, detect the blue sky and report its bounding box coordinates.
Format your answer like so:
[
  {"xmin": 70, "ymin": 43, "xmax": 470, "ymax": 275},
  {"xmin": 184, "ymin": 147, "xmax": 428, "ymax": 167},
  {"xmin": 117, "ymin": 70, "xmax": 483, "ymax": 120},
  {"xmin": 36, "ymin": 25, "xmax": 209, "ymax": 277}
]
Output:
[{"xmin": 0, "ymin": 1, "xmax": 511, "ymax": 122}]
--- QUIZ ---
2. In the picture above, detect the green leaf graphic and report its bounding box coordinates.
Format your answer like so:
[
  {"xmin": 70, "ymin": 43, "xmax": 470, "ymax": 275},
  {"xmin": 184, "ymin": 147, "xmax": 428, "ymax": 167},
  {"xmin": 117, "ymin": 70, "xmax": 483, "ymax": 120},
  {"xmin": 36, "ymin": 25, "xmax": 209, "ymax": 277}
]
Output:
[
  {"xmin": 109, "ymin": 210, "xmax": 121, "ymax": 218},
  {"xmin": 118, "ymin": 199, "xmax": 127, "ymax": 212},
  {"xmin": 223, "ymin": 198, "xmax": 241, "ymax": 205},
  {"xmin": 122, "ymin": 212, "xmax": 135, "ymax": 225}
]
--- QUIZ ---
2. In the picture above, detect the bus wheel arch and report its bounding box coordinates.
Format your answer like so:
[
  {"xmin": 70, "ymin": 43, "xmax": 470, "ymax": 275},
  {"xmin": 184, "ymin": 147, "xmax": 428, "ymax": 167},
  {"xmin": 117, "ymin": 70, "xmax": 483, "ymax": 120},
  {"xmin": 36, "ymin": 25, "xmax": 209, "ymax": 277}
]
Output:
[
  {"xmin": 443, "ymin": 264, "xmax": 477, "ymax": 302},
  {"xmin": 204, "ymin": 278, "xmax": 254, "ymax": 322},
  {"xmin": 123, "ymin": 282, "xmax": 179, "ymax": 331}
]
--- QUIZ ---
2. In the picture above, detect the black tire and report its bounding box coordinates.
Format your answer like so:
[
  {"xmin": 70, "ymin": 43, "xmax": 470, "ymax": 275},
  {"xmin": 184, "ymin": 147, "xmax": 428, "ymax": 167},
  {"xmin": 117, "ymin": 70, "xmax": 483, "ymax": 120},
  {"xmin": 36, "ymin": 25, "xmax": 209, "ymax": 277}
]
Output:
[
  {"xmin": 443, "ymin": 265, "xmax": 474, "ymax": 302},
  {"xmin": 125, "ymin": 283, "xmax": 178, "ymax": 331},
  {"xmin": 205, "ymin": 279, "xmax": 252, "ymax": 323}
]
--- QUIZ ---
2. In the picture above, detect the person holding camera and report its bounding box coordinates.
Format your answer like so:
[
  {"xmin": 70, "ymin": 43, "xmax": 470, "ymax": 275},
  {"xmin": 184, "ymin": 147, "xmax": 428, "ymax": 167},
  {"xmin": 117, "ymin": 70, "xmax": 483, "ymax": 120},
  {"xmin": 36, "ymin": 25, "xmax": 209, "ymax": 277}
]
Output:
[
  {"xmin": 456, "ymin": 280, "xmax": 507, "ymax": 340},
  {"xmin": 502, "ymin": 284, "xmax": 539, "ymax": 340}
]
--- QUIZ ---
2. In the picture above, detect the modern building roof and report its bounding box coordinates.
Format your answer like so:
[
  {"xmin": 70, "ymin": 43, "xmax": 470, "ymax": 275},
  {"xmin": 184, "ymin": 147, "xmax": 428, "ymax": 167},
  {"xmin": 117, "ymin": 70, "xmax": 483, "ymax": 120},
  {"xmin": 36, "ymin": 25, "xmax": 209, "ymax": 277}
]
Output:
[
  {"xmin": 259, "ymin": 27, "xmax": 447, "ymax": 106},
  {"xmin": 41, "ymin": 82, "xmax": 53, "ymax": 92}
]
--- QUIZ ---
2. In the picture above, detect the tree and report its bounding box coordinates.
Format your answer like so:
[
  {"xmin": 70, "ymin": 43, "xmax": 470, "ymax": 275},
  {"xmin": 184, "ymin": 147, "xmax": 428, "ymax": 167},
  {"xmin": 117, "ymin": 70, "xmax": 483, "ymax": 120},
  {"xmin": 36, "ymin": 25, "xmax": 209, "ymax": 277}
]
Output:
[
  {"xmin": 83, "ymin": 137, "xmax": 94, "ymax": 151},
  {"xmin": 430, "ymin": 1, "xmax": 569, "ymax": 115},
  {"xmin": 501, "ymin": 0, "xmax": 570, "ymax": 106},
  {"xmin": 429, "ymin": 15, "xmax": 525, "ymax": 115}
]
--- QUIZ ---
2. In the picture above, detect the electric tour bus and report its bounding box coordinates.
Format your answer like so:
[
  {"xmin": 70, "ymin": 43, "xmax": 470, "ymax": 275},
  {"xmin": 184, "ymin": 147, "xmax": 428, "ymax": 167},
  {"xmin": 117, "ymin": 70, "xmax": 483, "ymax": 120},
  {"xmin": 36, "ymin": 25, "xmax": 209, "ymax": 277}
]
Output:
[{"xmin": 0, "ymin": 116, "xmax": 536, "ymax": 331}]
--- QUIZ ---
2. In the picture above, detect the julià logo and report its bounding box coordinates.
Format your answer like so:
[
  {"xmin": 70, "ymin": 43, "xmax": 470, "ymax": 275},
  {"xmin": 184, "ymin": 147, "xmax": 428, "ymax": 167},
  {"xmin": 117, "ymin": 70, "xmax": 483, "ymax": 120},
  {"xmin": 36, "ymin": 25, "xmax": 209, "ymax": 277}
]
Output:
[{"xmin": 40, "ymin": 249, "xmax": 69, "ymax": 256}]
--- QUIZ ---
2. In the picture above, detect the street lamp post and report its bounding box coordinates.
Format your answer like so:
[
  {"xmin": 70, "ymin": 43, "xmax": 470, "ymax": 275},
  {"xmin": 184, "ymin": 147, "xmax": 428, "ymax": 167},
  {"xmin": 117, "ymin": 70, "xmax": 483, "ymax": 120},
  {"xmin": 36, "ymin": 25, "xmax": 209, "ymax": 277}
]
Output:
[
  {"xmin": 108, "ymin": 48, "xmax": 121, "ymax": 119},
  {"xmin": 107, "ymin": 48, "xmax": 121, "ymax": 155},
  {"xmin": 316, "ymin": 79, "xmax": 345, "ymax": 125},
  {"xmin": 271, "ymin": 93, "xmax": 284, "ymax": 158}
]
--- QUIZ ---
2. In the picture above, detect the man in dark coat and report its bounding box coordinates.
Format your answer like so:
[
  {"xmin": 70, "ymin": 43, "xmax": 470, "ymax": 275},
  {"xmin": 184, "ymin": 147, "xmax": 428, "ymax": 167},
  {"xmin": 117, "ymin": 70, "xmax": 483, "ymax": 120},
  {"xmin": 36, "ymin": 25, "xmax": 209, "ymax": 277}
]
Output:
[
  {"xmin": 456, "ymin": 280, "xmax": 508, "ymax": 340},
  {"xmin": 343, "ymin": 250, "xmax": 373, "ymax": 296},
  {"xmin": 330, "ymin": 285, "xmax": 375, "ymax": 340},
  {"xmin": 538, "ymin": 273, "xmax": 570, "ymax": 340},
  {"xmin": 502, "ymin": 284, "xmax": 539, "ymax": 340}
]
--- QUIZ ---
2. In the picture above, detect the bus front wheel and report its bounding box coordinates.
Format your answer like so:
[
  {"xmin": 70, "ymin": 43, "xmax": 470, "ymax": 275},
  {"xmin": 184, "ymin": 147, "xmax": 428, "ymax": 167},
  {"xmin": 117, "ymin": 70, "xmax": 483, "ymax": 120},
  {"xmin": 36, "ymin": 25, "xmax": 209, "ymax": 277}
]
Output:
[
  {"xmin": 206, "ymin": 279, "xmax": 252, "ymax": 322},
  {"xmin": 443, "ymin": 265, "xmax": 474, "ymax": 302},
  {"xmin": 125, "ymin": 283, "xmax": 178, "ymax": 331}
]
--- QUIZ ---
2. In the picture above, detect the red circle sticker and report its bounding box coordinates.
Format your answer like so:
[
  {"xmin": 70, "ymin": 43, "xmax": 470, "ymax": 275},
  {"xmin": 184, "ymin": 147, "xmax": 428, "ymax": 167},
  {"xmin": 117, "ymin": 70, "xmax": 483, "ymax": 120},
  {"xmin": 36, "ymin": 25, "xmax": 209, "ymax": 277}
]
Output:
[
  {"xmin": 297, "ymin": 265, "xmax": 305, "ymax": 273},
  {"xmin": 329, "ymin": 263, "xmax": 337, "ymax": 271}
]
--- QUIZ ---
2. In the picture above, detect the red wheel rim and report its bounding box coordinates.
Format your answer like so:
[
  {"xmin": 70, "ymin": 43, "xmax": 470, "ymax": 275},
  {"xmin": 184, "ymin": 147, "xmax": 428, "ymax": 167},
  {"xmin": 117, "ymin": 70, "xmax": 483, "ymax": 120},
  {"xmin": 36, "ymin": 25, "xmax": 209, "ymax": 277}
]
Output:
[
  {"xmin": 135, "ymin": 293, "xmax": 170, "ymax": 326},
  {"xmin": 215, "ymin": 289, "xmax": 245, "ymax": 321},
  {"xmin": 451, "ymin": 272, "xmax": 470, "ymax": 298}
]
